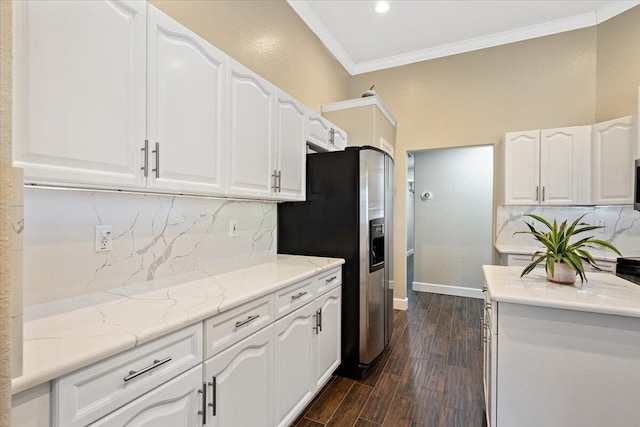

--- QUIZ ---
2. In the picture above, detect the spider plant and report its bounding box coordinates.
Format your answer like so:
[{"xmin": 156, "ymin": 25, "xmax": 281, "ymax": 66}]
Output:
[{"xmin": 514, "ymin": 213, "xmax": 622, "ymax": 282}]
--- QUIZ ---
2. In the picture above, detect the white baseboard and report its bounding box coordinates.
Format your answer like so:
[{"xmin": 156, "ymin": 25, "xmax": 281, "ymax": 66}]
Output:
[
  {"xmin": 393, "ymin": 297, "xmax": 408, "ymax": 310},
  {"xmin": 412, "ymin": 282, "xmax": 483, "ymax": 299}
]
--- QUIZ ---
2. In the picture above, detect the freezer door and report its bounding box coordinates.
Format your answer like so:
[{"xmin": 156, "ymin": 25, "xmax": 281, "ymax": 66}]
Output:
[
  {"xmin": 384, "ymin": 155, "xmax": 394, "ymax": 346},
  {"xmin": 359, "ymin": 149, "xmax": 386, "ymax": 364}
]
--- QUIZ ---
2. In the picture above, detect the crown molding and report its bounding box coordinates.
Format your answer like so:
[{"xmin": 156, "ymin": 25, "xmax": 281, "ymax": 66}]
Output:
[
  {"xmin": 287, "ymin": 0, "xmax": 355, "ymax": 74},
  {"xmin": 596, "ymin": 0, "xmax": 640, "ymax": 22},
  {"xmin": 321, "ymin": 96, "xmax": 397, "ymax": 127},
  {"xmin": 289, "ymin": 0, "xmax": 640, "ymax": 76}
]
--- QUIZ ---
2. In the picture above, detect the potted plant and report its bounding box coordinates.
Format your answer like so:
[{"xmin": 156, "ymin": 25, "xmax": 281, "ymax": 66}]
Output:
[{"xmin": 515, "ymin": 214, "xmax": 622, "ymax": 284}]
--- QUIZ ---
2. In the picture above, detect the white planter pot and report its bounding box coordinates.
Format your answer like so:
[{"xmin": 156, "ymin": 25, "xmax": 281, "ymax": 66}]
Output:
[{"xmin": 547, "ymin": 262, "xmax": 577, "ymax": 285}]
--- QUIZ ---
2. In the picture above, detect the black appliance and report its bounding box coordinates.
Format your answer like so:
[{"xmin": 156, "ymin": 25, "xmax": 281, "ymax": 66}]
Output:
[
  {"xmin": 616, "ymin": 257, "xmax": 640, "ymax": 285},
  {"xmin": 278, "ymin": 146, "xmax": 394, "ymax": 379}
]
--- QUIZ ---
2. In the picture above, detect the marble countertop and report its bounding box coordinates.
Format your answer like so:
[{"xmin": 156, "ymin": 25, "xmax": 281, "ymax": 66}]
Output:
[
  {"xmin": 494, "ymin": 244, "xmax": 622, "ymax": 262},
  {"xmin": 483, "ymin": 265, "xmax": 640, "ymax": 318},
  {"xmin": 11, "ymin": 255, "xmax": 344, "ymax": 394}
]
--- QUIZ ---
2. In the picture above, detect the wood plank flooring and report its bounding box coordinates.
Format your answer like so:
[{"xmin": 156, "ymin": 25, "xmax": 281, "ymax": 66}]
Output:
[{"xmin": 292, "ymin": 291, "xmax": 486, "ymax": 427}]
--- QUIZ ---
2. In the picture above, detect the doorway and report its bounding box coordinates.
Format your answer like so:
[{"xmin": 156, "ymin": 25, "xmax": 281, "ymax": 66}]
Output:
[{"xmin": 410, "ymin": 145, "xmax": 493, "ymax": 297}]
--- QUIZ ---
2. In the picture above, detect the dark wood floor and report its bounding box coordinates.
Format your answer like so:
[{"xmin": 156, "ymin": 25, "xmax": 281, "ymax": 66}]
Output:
[{"xmin": 293, "ymin": 291, "xmax": 486, "ymax": 427}]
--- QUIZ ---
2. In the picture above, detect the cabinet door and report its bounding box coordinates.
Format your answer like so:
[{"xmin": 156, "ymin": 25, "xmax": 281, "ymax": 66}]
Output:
[
  {"xmin": 332, "ymin": 127, "xmax": 348, "ymax": 151},
  {"xmin": 204, "ymin": 325, "xmax": 274, "ymax": 427},
  {"xmin": 315, "ymin": 287, "xmax": 341, "ymax": 389},
  {"xmin": 89, "ymin": 365, "xmax": 204, "ymax": 427},
  {"xmin": 226, "ymin": 59, "xmax": 275, "ymax": 199},
  {"xmin": 146, "ymin": 6, "xmax": 227, "ymax": 196},
  {"xmin": 274, "ymin": 303, "xmax": 316, "ymax": 427},
  {"xmin": 504, "ymin": 131, "xmax": 541, "ymax": 205},
  {"xmin": 13, "ymin": 0, "xmax": 146, "ymax": 190},
  {"xmin": 275, "ymin": 90, "xmax": 306, "ymax": 201},
  {"xmin": 592, "ymin": 116, "xmax": 637, "ymax": 205},
  {"xmin": 540, "ymin": 126, "xmax": 590, "ymax": 205},
  {"xmin": 307, "ymin": 112, "xmax": 331, "ymax": 149}
]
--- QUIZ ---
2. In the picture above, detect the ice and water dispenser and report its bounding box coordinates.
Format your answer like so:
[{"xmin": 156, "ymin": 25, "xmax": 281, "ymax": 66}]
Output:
[{"xmin": 369, "ymin": 218, "xmax": 385, "ymax": 272}]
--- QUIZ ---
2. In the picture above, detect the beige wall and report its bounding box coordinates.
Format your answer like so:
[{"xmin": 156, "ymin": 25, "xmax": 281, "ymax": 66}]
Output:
[
  {"xmin": 596, "ymin": 5, "xmax": 640, "ymax": 122},
  {"xmin": 1, "ymin": 0, "xmax": 13, "ymax": 425},
  {"xmin": 148, "ymin": 0, "xmax": 350, "ymax": 112}
]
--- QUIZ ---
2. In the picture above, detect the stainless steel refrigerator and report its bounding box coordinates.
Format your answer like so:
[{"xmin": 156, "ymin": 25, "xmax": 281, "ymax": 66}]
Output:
[{"xmin": 277, "ymin": 146, "xmax": 394, "ymax": 379}]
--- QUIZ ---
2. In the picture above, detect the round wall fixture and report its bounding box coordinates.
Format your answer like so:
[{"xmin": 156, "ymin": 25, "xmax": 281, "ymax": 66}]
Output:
[{"xmin": 420, "ymin": 191, "xmax": 433, "ymax": 201}]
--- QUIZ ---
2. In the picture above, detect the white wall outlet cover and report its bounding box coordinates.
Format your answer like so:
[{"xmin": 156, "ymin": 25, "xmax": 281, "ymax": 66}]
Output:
[
  {"xmin": 229, "ymin": 220, "xmax": 238, "ymax": 237},
  {"xmin": 596, "ymin": 220, "xmax": 605, "ymax": 233},
  {"xmin": 95, "ymin": 225, "xmax": 112, "ymax": 252}
]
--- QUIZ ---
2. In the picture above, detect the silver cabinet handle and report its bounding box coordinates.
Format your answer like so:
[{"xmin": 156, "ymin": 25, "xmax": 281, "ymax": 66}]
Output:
[
  {"xmin": 123, "ymin": 356, "xmax": 172, "ymax": 382},
  {"xmin": 277, "ymin": 170, "xmax": 282, "ymax": 192},
  {"xmin": 151, "ymin": 142, "xmax": 160, "ymax": 178},
  {"xmin": 325, "ymin": 276, "xmax": 337, "ymax": 283},
  {"xmin": 291, "ymin": 291, "xmax": 307, "ymax": 301},
  {"xmin": 272, "ymin": 169, "xmax": 278, "ymax": 191},
  {"xmin": 198, "ymin": 382, "xmax": 207, "ymax": 424},
  {"xmin": 313, "ymin": 309, "xmax": 320, "ymax": 334},
  {"xmin": 318, "ymin": 307, "xmax": 323, "ymax": 332},
  {"xmin": 208, "ymin": 377, "xmax": 216, "ymax": 416},
  {"xmin": 542, "ymin": 186, "xmax": 545, "ymax": 201},
  {"xmin": 141, "ymin": 140, "xmax": 149, "ymax": 177},
  {"xmin": 535, "ymin": 185, "xmax": 539, "ymax": 201},
  {"xmin": 235, "ymin": 314, "xmax": 260, "ymax": 328}
]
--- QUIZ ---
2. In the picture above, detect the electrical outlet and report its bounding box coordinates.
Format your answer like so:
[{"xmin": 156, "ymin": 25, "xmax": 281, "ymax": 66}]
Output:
[
  {"xmin": 95, "ymin": 225, "xmax": 112, "ymax": 252},
  {"xmin": 596, "ymin": 220, "xmax": 605, "ymax": 233},
  {"xmin": 229, "ymin": 220, "xmax": 238, "ymax": 237}
]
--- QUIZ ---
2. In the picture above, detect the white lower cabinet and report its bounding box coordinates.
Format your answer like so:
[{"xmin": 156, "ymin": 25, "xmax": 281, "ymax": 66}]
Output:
[
  {"xmin": 89, "ymin": 365, "xmax": 204, "ymax": 427},
  {"xmin": 44, "ymin": 269, "xmax": 342, "ymax": 427},
  {"xmin": 314, "ymin": 287, "xmax": 341, "ymax": 389},
  {"xmin": 483, "ymin": 298, "xmax": 640, "ymax": 426},
  {"xmin": 204, "ymin": 325, "xmax": 275, "ymax": 427},
  {"xmin": 274, "ymin": 304, "xmax": 316, "ymax": 427}
]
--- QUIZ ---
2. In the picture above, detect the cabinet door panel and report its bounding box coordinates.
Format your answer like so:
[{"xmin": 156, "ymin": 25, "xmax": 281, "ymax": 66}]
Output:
[
  {"xmin": 592, "ymin": 116, "xmax": 637, "ymax": 204},
  {"xmin": 275, "ymin": 90, "xmax": 306, "ymax": 201},
  {"xmin": 307, "ymin": 113, "xmax": 331, "ymax": 148},
  {"xmin": 89, "ymin": 365, "xmax": 203, "ymax": 427},
  {"xmin": 227, "ymin": 59, "xmax": 275, "ymax": 199},
  {"xmin": 147, "ymin": 6, "xmax": 226, "ymax": 196},
  {"xmin": 205, "ymin": 325, "xmax": 274, "ymax": 427},
  {"xmin": 14, "ymin": 0, "xmax": 146, "ymax": 189},
  {"xmin": 504, "ymin": 131, "xmax": 540, "ymax": 205},
  {"xmin": 316, "ymin": 287, "xmax": 341, "ymax": 388},
  {"xmin": 540, "ymin": 127, "xmax": 580, "ymax": 205},
  {"xmin": 274, "ymin": 303, "xmax": 316, "ymax": 427}
]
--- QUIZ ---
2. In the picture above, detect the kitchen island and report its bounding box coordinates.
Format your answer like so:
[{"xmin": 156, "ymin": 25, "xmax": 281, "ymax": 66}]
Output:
[{"xmin": 482, "ymin": 265, "xmax": 640, "ymax": 427}]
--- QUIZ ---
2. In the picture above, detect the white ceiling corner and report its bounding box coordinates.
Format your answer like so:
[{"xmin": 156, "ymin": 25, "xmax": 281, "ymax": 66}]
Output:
[{"xmin": 288, "ymin": 0, "xmax": 640, "ymax": 76}]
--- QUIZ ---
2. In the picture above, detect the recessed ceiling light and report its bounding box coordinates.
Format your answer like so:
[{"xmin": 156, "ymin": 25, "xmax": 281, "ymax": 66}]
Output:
[{"xmin": 375, "ymin": 1, "xmax": 390, "ymax": 14}]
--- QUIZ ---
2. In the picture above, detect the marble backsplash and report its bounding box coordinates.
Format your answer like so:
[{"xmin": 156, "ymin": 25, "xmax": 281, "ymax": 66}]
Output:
[
  {"xmin": 23, "ymin": 187, "xmax": 277, "ymax": 308},
  {"xmin": 496, "ymin": 205, "xmax": 640, "ymax": 259}
]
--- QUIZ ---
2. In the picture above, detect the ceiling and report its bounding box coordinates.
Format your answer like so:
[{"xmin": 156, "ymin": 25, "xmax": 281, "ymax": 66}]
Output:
[{"xmin": 288, "ymin": 0, "xmax": 640, "ymax": 75}]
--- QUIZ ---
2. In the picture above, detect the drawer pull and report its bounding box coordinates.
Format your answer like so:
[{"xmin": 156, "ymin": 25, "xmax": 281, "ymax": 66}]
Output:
[
  {"xmin": 325, "ymin": 276, "xmax": 337, "ymax": 283},
  {"xmin": 291, "ymin": 291, "xmax": 308, "ymax": 301},
  {"xmin": 235, "ymin": 314, "xmax": 260, "ymax": 328},
  {"xmin": 123, "ymin": 356, "xmax": 172, "ymax": 382}
]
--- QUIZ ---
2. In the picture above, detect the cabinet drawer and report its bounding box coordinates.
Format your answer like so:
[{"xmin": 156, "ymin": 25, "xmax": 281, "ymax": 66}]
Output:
[
  {"xmin": 53, "ymin": 323, "xmax": 202, "ymax": 427},
  {"xmin": 204, "ymin": 294, "xmax": 274, "ymax": 359},
  {"xmin": 315, "ymin": 267, "xmax": 342, "ymax": 296},
  {"xmin": 275, "ymin": 277, "xmax": 315, "ymax": 319}
]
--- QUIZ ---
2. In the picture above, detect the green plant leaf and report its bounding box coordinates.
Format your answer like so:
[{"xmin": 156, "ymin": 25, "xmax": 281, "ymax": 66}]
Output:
[
  {"xmin": 583, "ymin": 239, "xmax": 623, "ymax": 256},
  {"xmin": 524, "ymin": 214, "xmax": 553, "ymax": 230}
]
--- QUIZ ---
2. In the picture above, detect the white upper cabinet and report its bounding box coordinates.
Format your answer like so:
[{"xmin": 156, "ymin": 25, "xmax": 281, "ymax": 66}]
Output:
[
  {"xmin": 307, "ymin": 112, "xmax": 332, "ymax": 148},
  {"xmin": 13, "ymin": 0, "xmax": 147, "ymax": 189},
  {"xmin": 275, "ymin": 89, "xmax": 306, "ymax": 201},
  {"xmin": 592, "ymin": 116, "xmax": 638, "ymax": 205},
  {"xmin": 504, "ymin": 131, "xmax": 541, "ymax": 205},
  {"xmin": 146, "ymin": 6, "xmax": 227, "ymax": 196},
  {"xmin": 306, "ymin": 112, "xmax": 346, "ymax": 152},
  {"xmin": 226, "ymin": 59, "xmax": 276, "ymax": 199},
  {"xmin": 540, "ymin": 126, "xmax": 591, "ymax": 205},
  {"xmin": 504, "ymin": 126, "xmax": 591, "ymax": 205}
]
